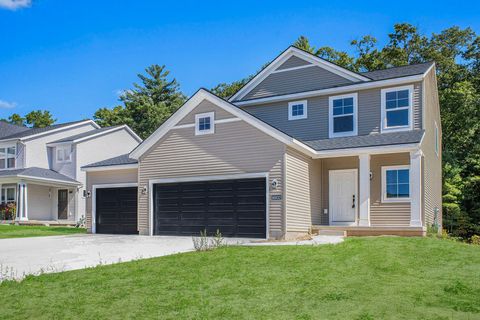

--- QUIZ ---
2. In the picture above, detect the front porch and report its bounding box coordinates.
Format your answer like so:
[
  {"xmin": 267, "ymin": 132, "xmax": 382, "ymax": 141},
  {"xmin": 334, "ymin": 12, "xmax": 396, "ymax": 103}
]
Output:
[{"xmin": 0, "ymin": 168, "xmax": 81, "ymax": 223}]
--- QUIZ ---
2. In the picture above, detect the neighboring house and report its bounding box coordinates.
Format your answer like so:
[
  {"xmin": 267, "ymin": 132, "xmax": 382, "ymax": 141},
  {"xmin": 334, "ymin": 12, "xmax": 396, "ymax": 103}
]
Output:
[
  {"xmin": 83, "ymin": 46, "xmax": 442, "ymax": 239},
  {"xmin": 0, "ymin": 119, "xmax": 141, "ymax": 223}
]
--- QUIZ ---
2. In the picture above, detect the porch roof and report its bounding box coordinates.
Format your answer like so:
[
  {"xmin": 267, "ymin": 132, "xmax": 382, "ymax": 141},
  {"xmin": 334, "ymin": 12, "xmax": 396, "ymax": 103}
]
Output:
[
  {"xmin": 302, "ymin": 130, "xmax": 424, "ymax": 151},
  {"xmin": 0, "ymin": 167, "xmax": 81, "ymax": 186}
]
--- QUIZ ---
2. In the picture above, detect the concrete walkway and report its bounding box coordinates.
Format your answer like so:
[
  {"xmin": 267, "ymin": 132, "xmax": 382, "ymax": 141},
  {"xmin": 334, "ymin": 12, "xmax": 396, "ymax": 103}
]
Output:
[{"xmin": 0, "ymin": 234, "xmax": 249, "ymax": 280}]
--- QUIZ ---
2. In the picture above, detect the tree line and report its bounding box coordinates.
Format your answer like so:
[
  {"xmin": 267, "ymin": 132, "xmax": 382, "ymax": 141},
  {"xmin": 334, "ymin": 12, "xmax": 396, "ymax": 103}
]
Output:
[{"xmin": 2, "ymin": 23, "xmax": 479, "ymax": 240}]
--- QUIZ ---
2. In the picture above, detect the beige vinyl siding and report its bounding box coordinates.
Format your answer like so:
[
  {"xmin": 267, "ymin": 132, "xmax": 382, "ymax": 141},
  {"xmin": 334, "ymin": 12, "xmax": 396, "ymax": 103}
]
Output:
[
  {"xmin": 285, "ymin": 148, "xmax": 320, "ymax": 232},
  {"xmin": 243, "ymin": 66, "xmax": 353, "ymax": 100},
  {"xmin": 320, "ymin": 156, "xmax": 358, "ymax": 225},
  {"xmin": 241, "ymin": 82, "xmax": 423, "ymax": 141},
  {"xmin": 138, "ymin": 112, "xmax": 286, "ymax": 238},
  {"xmin": 420, "ymin": 68, "xmax": 442, "ymax": 228},
  {"xmin": 177, "ymin": 99, "xmax": 234, "ymax": 125},
  {"xmin": 276, "ymin": 56, "xmax": 311, "ymax": 70},
  {"xmin": 370, "ymin": 153, "xmax": 411, "ymax": 227},
  {"xmin": 85, "ymin": 168, "xmax": 138, "ymax": 232}
]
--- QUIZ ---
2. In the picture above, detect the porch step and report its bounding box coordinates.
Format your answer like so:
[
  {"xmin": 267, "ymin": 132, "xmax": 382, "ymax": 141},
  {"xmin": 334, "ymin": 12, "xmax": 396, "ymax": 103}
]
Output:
[
  {"xmin": 15, "ymin": 220, "xmax": 76, "ymax": 227},
  {"xmin": 312, "ymin": 228, "xmax": 347, "ymax": 237}
]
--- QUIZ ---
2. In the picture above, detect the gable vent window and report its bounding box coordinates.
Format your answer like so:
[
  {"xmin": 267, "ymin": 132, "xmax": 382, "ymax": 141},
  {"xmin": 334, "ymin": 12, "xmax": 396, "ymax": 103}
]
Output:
[
  {"xmin": 195, "ymin": 112, "xmax": 215, "ymax": 135},
  {"xmin": 381, "ymin": 85, "xmax": 413, "ymax": 132},
  {"xmin": 329, "ymin": 93, "xmax": 357, "ymax": 138},
  {"xmin": 288, "ymin": 100, "xmax": 307, "ymax": 120}
]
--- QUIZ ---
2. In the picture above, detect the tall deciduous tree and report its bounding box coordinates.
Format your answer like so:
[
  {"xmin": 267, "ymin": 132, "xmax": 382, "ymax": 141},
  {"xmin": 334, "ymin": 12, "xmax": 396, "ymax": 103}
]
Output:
[
  {"xmin": 25, "ymin": 110, "xmax": 56, "ymax": 128},
  {"xmin": 94, "ymin": 65, "xmax": 186, "ymax": 139}
]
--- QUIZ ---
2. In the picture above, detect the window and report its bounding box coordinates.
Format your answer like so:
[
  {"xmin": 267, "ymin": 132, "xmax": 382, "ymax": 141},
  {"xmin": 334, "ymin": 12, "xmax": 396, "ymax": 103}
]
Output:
[
  {"xmin": 195, "ymin": 112, "xmax": 215, "ymax": 135},
  {"xmin": 1, "ymin": 186, "xmax": 16, "ymax": 204},
  {"xmin": 434, "ymin": 121, "xmax": 439, "ymax": 156},
  {"xmin": 381, "ymin": 85, "xmax": 413, "ymax": 132},
  {"xmin": 382, "ymin": 165, "xmax": 410, "ymax": 202},
  {"xmin": 56, "ymin": 145, "xmax": 72, "ymax": 163},
  {"xmin": 329, "ymin": 93, "xmax": 357, "ymax": 137},
  {"xmin": 0, "ymin": 146, "xmax": 16, "ymax": 169},
  {"xmin": 288, "ymin": 100, "xmax": 307, "ymax": 120}
]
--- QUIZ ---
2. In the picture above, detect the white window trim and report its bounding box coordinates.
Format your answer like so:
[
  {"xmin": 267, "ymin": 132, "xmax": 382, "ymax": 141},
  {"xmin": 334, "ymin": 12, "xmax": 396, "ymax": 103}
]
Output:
[
  {"xmin": 434, "ymin": 121, "xmax": 439, "ymax": 157},
  {"xmin": 195, "ymin": 112, "xmax": 215, "ymax": 135},
  {"xmin": 56, "ymin": 145, "xmax": 72, "ymax": 163},
  {"xmin": 288, "ymin": 100, "xmax": 308, "ymax": 120},
  {"xmin": 329, "ymin": 93, "xmax": 358, "ymax": 138},
  {"xmin": 381, "ymin": 85, "xmax": 414, "ymax": 133},
  {"xmin": 1, "ymin": 186, "xmax": 16, "ymax": 204},
  {"xmin": 381, "ymin": 165, "xmax": 411, "ymax": 203},
  {"xmin": 0, "ymin": 145, "xmax": 16, "ymax": 169}
]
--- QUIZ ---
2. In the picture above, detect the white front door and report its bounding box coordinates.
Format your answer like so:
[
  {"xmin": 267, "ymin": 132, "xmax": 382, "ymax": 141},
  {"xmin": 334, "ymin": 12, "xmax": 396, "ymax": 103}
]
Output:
[{"xmin": 329, "ymin": 169, "xmax": 358, "ymax": 225}]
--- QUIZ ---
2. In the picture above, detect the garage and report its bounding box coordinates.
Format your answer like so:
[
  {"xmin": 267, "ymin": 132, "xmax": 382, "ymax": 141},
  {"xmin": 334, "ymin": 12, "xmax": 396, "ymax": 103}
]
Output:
[
  {"xmin": 95, "ymin": 187, "xmax": 138, "ymax": 234},
  {"xmin": 153, "ymin": 177, "xmax": 267, "ymax": 238}
]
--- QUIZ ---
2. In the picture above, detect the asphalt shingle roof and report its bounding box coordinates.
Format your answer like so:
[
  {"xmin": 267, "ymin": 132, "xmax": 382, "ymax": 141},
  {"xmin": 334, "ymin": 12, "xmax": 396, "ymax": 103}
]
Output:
[
  {"xmin": 0, "ymin": 120, "xmax": 93, "ymax": 140},
  {"xmin": 0, "ymin": 121, "xmax": 30, "ymax": 139},
  {"xmin": 49, "ymin": 125, "xmax": 123, "ymax": 144},
  {"xmin": 302, "ymin": 130, "xmax": 425, "ymax": 151},
  {"xmin": 82, "ymin": 153, "xmax": 138, "ymax": 168},
  {"xmin": 360, "ymin": 62, "xmax": 434, "ymax": 81},
  {"xmin": 0, "ymin": 167, "xmax": 80, "ymax": 184}
]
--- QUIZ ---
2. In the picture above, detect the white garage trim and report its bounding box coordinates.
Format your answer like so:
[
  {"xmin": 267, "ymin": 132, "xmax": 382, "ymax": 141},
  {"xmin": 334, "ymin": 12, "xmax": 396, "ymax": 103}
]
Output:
[
  {"xmin": 91, "ymin": 183, "xmax": 138, "ymax": 234},
  {"xmin": 148, "ymin": 172, "xmax": 270, "ymax": 239}
]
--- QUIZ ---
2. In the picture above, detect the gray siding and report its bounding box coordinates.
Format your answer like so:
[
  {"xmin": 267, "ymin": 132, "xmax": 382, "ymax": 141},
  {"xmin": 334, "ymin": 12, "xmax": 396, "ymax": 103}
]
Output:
[
  {"xmin": 178, "ymin": 99, "xmax": 234, "ymax": 125},
  {"xmin": 243, "ymin": 66, "xmax": 354, "ymax": 100},
  {"xmin": 241, "ymin": 82, "xmax": 423, "ymax": 141},
  {"xmin": 420, "ymin": 69, "xmax": 442, "ymax": 228},
  {"xmin": 276, "ymin": 56, "xmax": 311, "ymax": 70},
  {"xmin": 138, "ymin": 103, "xmax": 286, "ymax": 239}
]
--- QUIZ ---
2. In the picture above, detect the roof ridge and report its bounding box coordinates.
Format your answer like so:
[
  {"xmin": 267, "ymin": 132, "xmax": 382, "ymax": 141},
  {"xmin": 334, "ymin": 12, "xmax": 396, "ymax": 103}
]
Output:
[{"xmin": 361, "ymin": 61, "xmax": 434, "ymax": 74}]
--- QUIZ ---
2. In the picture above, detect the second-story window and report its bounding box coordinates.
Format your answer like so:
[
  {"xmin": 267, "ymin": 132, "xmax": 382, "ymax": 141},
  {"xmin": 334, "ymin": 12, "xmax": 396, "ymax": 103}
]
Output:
[
  {"xmin": 0, "ymin": 146, "xmax": 16, "ymax": 169},
  {"xmin": 329, "ymin": 93, "xmax": 357, "ymax": 138},
  {"xmin": 381, "ymin": 85, "xmax": 413, "ymax": 132},
  {"xmin": 56, "ymin": 145, "xmax": 72, "ymax": 163},
  {"xmin": 288, "ymin": 100, "xmax": 307, "ymax": 120},
  {"xmin": 195, "ymin": 112, "xmax": 215, "ymax": 135}
]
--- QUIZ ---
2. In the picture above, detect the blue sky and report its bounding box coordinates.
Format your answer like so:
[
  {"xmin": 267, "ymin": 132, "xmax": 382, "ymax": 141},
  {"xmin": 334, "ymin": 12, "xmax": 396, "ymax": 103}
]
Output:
[{"xmin": 1, "ymin": 0, "xmax": 479, "ymax": 123}]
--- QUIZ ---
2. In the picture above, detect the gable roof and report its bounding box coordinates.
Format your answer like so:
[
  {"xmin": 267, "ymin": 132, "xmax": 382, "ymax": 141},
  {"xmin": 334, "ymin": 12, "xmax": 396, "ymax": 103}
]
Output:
[
  {"xmin": 129, "ymin": 88, "xmax": 317, "ymax": 159},
  {"xmin": 47, "ymin": 125, "xmax": 142, "ymax": 145},
  {"xmin": 360, "ymin": 62, "xmax": 435, "ymax": 81},
  {"xmin": 0, "ymin": 119, "xmax": 100, "ymax": 141},
  {"xmin": 0, "ymin": 121, "xmax": 30, "ymax": 139},
  {"xmin": 229, "ymin": 46, "xmax": 371, "ymax": 102}
]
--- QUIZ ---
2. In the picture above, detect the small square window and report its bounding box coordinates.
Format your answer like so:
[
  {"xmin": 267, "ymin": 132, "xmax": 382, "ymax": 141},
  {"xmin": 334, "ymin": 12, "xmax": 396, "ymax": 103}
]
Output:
[
  {"xmin": 288, "ymin": 100, "xmax": 307, "ymax": 120},
  {"xmin": 195, "ymin": 112, "xmax": 215, "ymax": 135}
]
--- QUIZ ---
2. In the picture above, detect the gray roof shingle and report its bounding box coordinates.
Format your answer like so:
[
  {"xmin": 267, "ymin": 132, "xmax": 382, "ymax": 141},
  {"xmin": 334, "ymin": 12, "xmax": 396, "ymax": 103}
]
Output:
[
  {"xmin": 82, "ymin": 153, "xmax": 138, "ymax": 168},
  {"xmin": 0, "ymin": 121, "xmax": 30, "ymax": 139},
  {"xmin": 0, "ymin": 167, "xmax": 80, "ymax": 184},
  {"xmin": 360, "ymin": 62, "xmax": 434, "ymax": 81},
  {"xmin": 0, "ymin": 120, "xmax": 94, "ymax": 140},
  {"xmin": 302, "ymin": 130, "xmax": 425, "ymax": 151},
  {"xmin": 49, "ymin": 125, "xmax": 123, "ymax": 144}
]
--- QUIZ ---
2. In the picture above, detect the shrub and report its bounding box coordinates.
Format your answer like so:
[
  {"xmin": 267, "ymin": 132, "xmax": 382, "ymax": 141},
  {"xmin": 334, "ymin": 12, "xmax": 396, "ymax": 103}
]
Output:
[
  {"xmin": 0, "ymin": 203, "xmax": 16, "ymax": 221},
  {"xmin": 470, "ymin": 235, "xmax": 480, "ymax": 245}
]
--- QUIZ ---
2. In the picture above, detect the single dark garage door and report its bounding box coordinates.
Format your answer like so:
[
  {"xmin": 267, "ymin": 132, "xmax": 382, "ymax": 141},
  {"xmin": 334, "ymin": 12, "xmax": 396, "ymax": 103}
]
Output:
[
  {"xmin": 153, "ymin": 177, "xmax": 266, "ymax": 238},
  {"xmin": 96, "ymin": 187, "xmax": 138, "ymax": 234}
]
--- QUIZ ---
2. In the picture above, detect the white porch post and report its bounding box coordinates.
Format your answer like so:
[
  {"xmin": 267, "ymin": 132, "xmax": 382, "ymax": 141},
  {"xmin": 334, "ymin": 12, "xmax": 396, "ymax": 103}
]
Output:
[
  {"xmin": 23, "ymin": 183, "xmax": 28, "ymax": 220},
  {"xmin": 358, "ymin": 154, "xmax": 370, "ymax": 226},
  {"xmin": 410, "ymin": 150, "xmax": 423, "ymax": 227},
  {"xmin": 16, "ymin": 182, "xmax": 25, "ymax": 221}
]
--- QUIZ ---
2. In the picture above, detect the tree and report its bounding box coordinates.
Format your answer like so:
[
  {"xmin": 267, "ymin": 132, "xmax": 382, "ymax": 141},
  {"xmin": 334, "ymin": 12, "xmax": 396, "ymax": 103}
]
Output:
[
  {"xmin": 94, "ymin": 65, "xmax": 186, "ymax": 139},
  {"xmin": 4, "ymin": 113, "xmax": 25, "ymax": 126},
  {"xmin": 25, "ymin": 110, "xmax": 56, "ymax": 128}
]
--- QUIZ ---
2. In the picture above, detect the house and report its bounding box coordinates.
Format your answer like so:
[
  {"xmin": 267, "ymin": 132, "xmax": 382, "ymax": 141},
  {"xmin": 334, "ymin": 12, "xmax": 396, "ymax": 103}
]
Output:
[
  {"xmin": 83, "ymin": 46, "xmax": 442, "ymax": 239},
  {"xmin": 0, "ymin": 119, "xmax": 141, "ymax": 224}
]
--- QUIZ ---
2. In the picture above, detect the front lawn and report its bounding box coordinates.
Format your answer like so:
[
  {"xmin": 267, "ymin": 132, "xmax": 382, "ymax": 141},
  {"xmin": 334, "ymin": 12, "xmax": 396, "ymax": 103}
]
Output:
[
  {"xmin": 0, "ymin": 224, "xmax": 86, "ymax": 239},
  {"xmin": 1, "ymin": 237, "xmax": 479, "ymax": 319}
]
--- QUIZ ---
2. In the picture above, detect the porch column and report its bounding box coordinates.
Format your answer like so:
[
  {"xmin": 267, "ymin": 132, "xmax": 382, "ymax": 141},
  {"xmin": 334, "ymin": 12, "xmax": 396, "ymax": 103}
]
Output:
[
  {"xmin": 358, "ymin": 154, "xmax": 370, "ymax": 226},
  {"xmin": 15, "ymin": 182, "xmax": 28, "ymax": 221},
  {"xmin": 410, "ymin": 150, "xmax": 423, "ymax": 227}
]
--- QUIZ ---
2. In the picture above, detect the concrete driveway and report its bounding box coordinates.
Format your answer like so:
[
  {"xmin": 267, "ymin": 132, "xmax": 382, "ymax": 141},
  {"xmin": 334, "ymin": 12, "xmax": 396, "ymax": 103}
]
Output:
[{"xmin": 0, "ymin": 234, "xmax": 250, "ymax": 280}]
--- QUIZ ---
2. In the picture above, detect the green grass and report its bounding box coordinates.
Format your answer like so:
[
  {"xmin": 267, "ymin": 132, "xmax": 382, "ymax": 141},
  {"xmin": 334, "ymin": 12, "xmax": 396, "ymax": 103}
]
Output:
[
  {"xmin": 0, "ymin": 224, "xmax": 86, "ymax": 239},
  {"xmin": 1, "ymin": 237, "xmax": 479, "ymax": 319}
]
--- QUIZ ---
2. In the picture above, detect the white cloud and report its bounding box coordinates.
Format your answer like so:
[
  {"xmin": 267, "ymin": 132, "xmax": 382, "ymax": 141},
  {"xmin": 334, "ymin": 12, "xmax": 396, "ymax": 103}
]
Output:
[
  {"xmin": 0, "ymin": 0, "xmax": 31, "ymax": 10},
  {"xmin": 0, "ymin": 99, "xmax": 17, "ymax": 109}
]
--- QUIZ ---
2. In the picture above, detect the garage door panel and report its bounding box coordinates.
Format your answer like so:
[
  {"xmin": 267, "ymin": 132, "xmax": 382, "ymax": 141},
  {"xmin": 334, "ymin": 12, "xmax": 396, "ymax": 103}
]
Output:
[
  {"xmin": 153, "ymin": 177, "xmax": 266, "ymax": 238},
  {"xmin": 96, "ymin": 187, "xmax": 138, "ymax": 235}
]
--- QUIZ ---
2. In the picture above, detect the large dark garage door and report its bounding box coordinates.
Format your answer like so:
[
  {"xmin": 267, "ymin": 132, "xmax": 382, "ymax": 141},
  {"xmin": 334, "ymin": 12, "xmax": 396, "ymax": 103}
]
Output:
[
  {"xmin": 96, "ymin": 187, "xmax": 138, "ymax": 234},
  {"xmin": 153, "ymin": 177, "xmax": 266, "ymax": 238}
]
